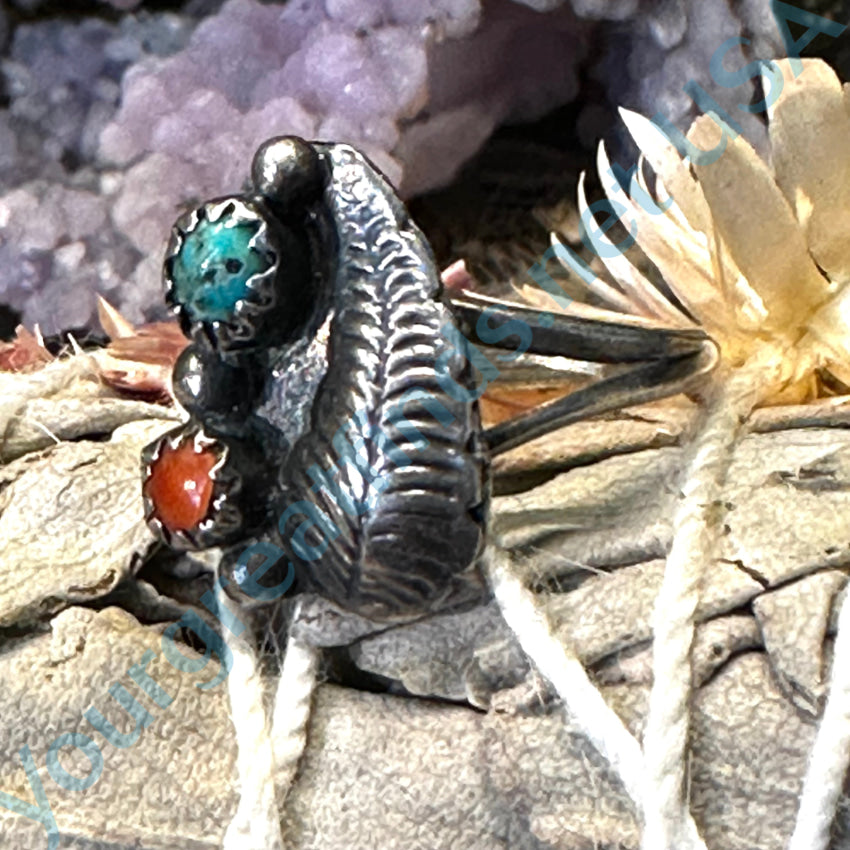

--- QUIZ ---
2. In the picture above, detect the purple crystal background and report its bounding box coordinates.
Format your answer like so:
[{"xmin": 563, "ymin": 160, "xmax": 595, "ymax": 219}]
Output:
[{"xmin": 0, "ymin": 0, "xmax": 785, "ymax": 335}]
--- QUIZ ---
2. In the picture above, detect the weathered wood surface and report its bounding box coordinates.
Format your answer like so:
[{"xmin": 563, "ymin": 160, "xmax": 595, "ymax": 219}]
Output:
[{"xmin": 2, "ymin": 358, "xmax": 850, "ymax": 849}]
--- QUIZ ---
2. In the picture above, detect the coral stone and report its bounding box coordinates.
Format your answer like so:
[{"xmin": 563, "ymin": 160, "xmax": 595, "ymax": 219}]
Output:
[
  {"xmin": 171, "ymin": 212, "xmax": 271, "ymax": 322},
  {"xmin": 145, "ymin": 439, "xmax": 217, "ymax": 533}
]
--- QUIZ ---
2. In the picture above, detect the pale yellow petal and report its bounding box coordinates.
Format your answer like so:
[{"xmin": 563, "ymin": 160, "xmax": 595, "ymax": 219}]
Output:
[
  {"xmin": 551, "ymin": 228, "xmax": 636, "ymax": 315},
  {"xmin": 615, "ymin": 111, "xmax": 766, "ymax": 336},
  {"xmin": 708, "ymin": 231, "xmax": 769, "ymax": 334},
  {"xmin": 578, "ymin": 176, "xmax": 669, "ymax": 322},
  {"xmin": 654, "ymin": 171, "xmax": 693, "ymax": 234},
  {"xmin": 634, "ymin": 152, "xmax": 703, "ymax": 243},
  {"xmin": 595, "ymin": 153, "xmax": 741, "ymax": 341},
  {"xmin": 768, "ymin": 59, "xmax": 850, "ymax": 280},
  {"xmin": 587, "ymin": 152, "xmax": 692, "ymax": 325},
  {"xmin": 618, "ymin": 107, "xmax": 712, "ymax": 235},
  {"xmin": 677, "ymin": 121, "xmax": 769, "ymax": 329},
  {"xmin": 515, "ymin": 282, "xmax": 672, "ymax": 328},
  {"xmin": 635, "ymin": 154, "xmax": 652, "ymax": 197},
  {"xmin": 690, "ymin": 115, "xmax": 829, "ymax": 333},
  {"xmin": 514, "ymin": 281, "xmax": 555, "ymax": 312}
]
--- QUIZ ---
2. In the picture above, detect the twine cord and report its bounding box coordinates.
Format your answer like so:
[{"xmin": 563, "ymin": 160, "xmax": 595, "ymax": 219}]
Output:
[
  {"xmin": 215, "ymin": 595, "xmax": 320, "ymax": 849},
  {"xmin": 641, "ymin": 371, "xmax": 754, "ymax": 850},
  {"xmin": 214, "ymin": 591, "xmax": 284, "ymax": 850},
  {"xmin": 789, "ymin": 587, "xmax": 850, "ymax": 850},
  {"xmin": 486, "ymin": 546, "xmax": 646, "ymax": 808},
  {"xmin": 271, "ymin": 602, "xmax": 321, "ymax": 796},
  {"xmin": 488, "ymin": 368, "xmax": 760, "ymax": 850}
]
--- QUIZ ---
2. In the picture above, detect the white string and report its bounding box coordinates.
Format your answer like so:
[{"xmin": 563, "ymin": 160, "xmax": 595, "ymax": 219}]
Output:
[
  {"xmin": 215, "ymin": 592, "xmax": 284, "ymax": 850},
  {"xmin": 271, "ymin": 601, "xmax": 321, "ymax": 796},
  {"xmin": 788, "ymin": 586, "xmax": 850, "ymax": 850},
  {"xmin": 486, "ymin": 546, "xmax": 646, "ymax": 807},
  {"xmin": 641, "ymin": 375, "xmax": 750, "ymax": 850}
]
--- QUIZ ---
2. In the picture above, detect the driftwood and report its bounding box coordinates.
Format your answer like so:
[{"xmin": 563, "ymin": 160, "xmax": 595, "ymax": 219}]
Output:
[{"xmin": 1, "ymin": 355, "xmax": 850, "ymax": 850}]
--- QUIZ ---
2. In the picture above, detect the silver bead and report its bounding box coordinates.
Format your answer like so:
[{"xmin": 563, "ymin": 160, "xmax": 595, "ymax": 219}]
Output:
[{"xmin": 251, "ymin": 135, "xmax": 324, "ymax": 210}]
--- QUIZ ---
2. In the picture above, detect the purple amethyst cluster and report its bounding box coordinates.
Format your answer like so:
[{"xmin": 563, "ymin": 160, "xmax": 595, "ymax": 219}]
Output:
[
  {"xmin": 0, "ymin": 0, "xmax": 785, "ymax": 335},
  {"xmin": 0, "ymin": 0, "xmax": 591, "ymax": 334}
]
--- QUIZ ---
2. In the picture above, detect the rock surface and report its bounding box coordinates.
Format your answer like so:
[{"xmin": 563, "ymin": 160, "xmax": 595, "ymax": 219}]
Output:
[
  {"xmin": 0, "ymin": 607, "xmax": 829, "ymax": 850},
  {"xmin": 0, "ymin": 418, "xmax": 173, "ymax": 628},
  {"xmin": 2, "ymin": 357, "xmax": 850, "ymax": 848}
]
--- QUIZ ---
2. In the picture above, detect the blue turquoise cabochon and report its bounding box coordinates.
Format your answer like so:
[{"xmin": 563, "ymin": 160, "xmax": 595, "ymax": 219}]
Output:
[{"xmin": 169, "ymin": 202, "xmax": 274, "ymax": 323}]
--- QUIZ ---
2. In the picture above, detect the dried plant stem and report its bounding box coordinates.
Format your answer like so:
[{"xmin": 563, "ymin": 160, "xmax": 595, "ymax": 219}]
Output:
[
  {"xmin": 486, "ymin": 546, "xmax": 646, "ymax": 808},
  {"xmin": 215, "ymin": 592, "xmax": 284, "ymax": 850},
  {"xmin": 272, "ymin": 602, "xmax": 321, "ymax": 797},
  {"xmin": 789, "ymin": 588, "xmax": 850, "ymax": 850},
  {"xmin": 641, "ymin": 369, "xmax": 758, "ymax": 850}
]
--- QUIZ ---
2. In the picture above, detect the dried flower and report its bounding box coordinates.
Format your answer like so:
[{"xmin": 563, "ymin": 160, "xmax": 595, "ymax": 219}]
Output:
[{"xmin": 542, "ymin": 58, "xmax": 850, "ymax": 407}]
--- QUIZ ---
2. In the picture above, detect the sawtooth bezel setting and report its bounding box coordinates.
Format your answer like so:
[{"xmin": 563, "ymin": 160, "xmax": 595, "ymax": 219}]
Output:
[{"xmin": 163, "ymin": 197, "xmax": 280, "ymax": 350}]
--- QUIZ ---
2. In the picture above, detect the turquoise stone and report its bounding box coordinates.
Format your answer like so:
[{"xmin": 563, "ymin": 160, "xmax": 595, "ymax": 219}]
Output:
[{"xmin": 171, "ymin": 214, "xmax": 271, "ymax": 322}]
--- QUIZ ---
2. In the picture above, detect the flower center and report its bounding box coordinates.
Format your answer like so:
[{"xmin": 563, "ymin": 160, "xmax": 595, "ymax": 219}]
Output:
[{"xmin": 144, "ymin": 439, "xmax": 217, "ymax": 533}]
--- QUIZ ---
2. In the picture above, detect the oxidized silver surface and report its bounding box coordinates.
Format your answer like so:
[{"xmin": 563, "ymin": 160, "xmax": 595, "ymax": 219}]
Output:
[
  {"xmin": 143, "ymin": 135, "xmax": 713, "ymax": 625},
  {"xmin": 267, "ymin": 143, "xmax": 489, "ymax": 620},
  {"xmin": 143, "ymin": 138, "xmax": 488, "ymax": 623}
]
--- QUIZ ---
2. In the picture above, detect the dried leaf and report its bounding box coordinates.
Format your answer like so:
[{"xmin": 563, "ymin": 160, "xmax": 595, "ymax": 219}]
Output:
[
  {"xmin": 97, "ymin": 294, "xmax": 137, "ymax": 339},
  {"xmin": 440, "ymin": 259, "xmax": 475, "ymax": 291},
  {"xmin": 96, "ymin": 321, "xmax": 188, "ymax": 402},
  {"xmin": 0, "ymin": 326, "xmax": 53, "ymax": 372}
]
